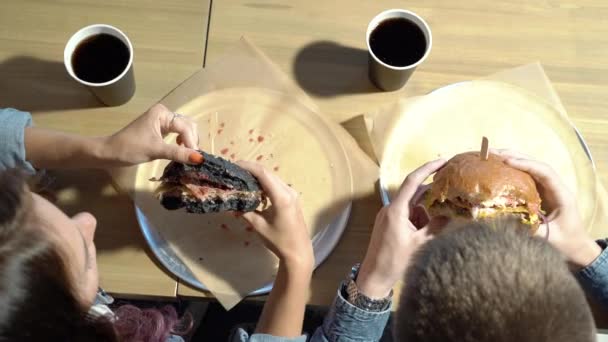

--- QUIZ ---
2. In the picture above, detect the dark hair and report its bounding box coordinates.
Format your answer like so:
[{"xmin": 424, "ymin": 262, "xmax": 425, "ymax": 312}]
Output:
[
  {"xmin": 395, "ymin": 220, "xmax": 596, "ymax": 342},
  {"xmin": 0, "ymin": 169, "xmax": 116, "ymax": 341},
  {"xmin": 0, "ymin": 170, "xmax": 192, "ymax": 341}
]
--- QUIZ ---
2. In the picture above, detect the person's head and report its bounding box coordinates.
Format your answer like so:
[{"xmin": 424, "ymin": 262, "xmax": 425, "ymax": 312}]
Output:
[
  {"xmin": 0, "ymin": 169, "xmax": 190, "ymax": 341},
  {"xmin": 0, "ymin": 169, "xmax": 112, "ymax": 340},
  {"xmin": 395, "ymin": 220, "xmax": 596, "ymax": 342}
]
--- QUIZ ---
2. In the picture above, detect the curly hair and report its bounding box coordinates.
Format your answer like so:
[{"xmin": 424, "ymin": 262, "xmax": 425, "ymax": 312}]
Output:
[{"xmin": 395, "ymin": 220, "xmax": 596, "ymax": 342}]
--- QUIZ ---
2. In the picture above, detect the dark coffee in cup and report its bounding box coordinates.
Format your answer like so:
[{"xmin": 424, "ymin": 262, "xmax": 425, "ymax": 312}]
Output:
[
  {"xmin": 366, "ymin": 9, "xmax": 432, "ymax": 91},
  {"xmin": 64, "ymin": 24, "xmax": 135, "ymax": 106},
  {"xmin": 71, "ymin": 33, "xmax": 130, "ymax": 84},
  {"xmin": 369, "ymin": 17, "xmax": 427, "ymax": 67}
]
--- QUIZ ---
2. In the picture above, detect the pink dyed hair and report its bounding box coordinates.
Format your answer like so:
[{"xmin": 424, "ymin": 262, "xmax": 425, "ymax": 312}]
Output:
[{"xmin": 113, "ymin": 304, "xmax": 193, "ymax": 342}]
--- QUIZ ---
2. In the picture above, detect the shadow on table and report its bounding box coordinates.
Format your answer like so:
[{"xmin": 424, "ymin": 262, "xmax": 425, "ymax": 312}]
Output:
[
  {"xmin": 293, "ymin": 41, "xmax": 378, "ymax": 97},
  {"xmin": 0, "ymin": 56, "xmax": 101, "ymax": 112},
  {"xmin": 35, "ymin": 169, "xmax": 160, "ymax": 260}
]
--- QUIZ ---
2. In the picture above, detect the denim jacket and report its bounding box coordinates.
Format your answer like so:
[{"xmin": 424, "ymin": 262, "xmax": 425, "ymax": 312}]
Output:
[
  {"xmin": 576, "ymin": 239, "xmax": 608, "ymax": 308},
  {"xmin": 230, "ymin": 283, "xmax": 391, "ymax": 342}
]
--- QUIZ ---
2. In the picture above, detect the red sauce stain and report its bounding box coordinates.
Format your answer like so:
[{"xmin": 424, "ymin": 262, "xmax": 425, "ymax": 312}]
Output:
[
  {"xmin": 220, "ymin": 122, "xmax": 225, "ymax": 128},
  {"xmin": 256, "ymin": 155, "xmax": 263, "ymax": 161},
  {"xmin": 249, "ymin": 138, "xmax": 254, "ymax": 142},
  {"xmin": 220, "ymin": 224, "xmax": 229, "ymax": 230},
  {"xmin": 273, "ymin": 166, "xmax": 280, "ymax": 172},
  {"xmin": 245, "ymin": 226, "xmax": 254, "ymax": 232},
  {"xmin": 232, "ymin": 212, "xmax": 243, "ymax": 218},
  {"xmin": 230, "ymin": 153, "xmax": 236, "ymax": 159},
  {"xmin": 248, "ymin": 129, "xmax": 254, "ymax": 134},
  {"xmin": 220, "ymin": 148, "xmax": 229, "ymax": 155},
  {"xmin": 257, "ymin": 136, "xmax": 264, "ymax": 143},
  {"xmin": 244, "ymin": 241, "xmax": 250, "ymax": 247},
  {"xmin": 217, "ymin": 129, "xmax": 223, "ymax": 135}
]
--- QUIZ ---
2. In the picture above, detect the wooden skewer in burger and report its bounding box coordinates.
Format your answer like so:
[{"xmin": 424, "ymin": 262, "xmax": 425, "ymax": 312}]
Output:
[{"xmin": 424, "ymin": 137, "xmax": 543, "ymax": 234}]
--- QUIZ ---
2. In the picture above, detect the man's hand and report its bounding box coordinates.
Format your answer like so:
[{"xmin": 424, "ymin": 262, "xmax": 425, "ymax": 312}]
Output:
[
  {"xmin": 356, "ymin": 159, "xmax": 448, "ymax": 299},
  {"xmin": 494, "ymin": 149, "xmax": 601, "ymax": 270}
]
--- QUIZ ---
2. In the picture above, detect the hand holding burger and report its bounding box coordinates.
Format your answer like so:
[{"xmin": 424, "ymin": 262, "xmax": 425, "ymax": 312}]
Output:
[
  {"xmin": 494, "ymin": 149, "xmax": 602, "ymax": 270},
  {"xmin": 425, "ymin": 151, "xmax": 542, "ymax": 233}
]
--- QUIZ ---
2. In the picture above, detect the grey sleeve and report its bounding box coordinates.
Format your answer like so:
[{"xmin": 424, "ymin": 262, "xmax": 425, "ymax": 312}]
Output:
[
  {"xmin": 0, "ymin": 108, "xmax": 35, "ymax": 174},
  {"xmin": 576, "ymin": 239, "xmax": 608, "ymax": 310}
]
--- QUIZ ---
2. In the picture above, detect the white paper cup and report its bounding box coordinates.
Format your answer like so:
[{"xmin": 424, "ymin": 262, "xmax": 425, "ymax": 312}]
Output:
[
  {"xmin": 366, "ymin": 9, "xmax": 432, "ymax": 91},
  {"xmin": 64, "ymin": 24, "xmax": 135, "ymax": 106}
]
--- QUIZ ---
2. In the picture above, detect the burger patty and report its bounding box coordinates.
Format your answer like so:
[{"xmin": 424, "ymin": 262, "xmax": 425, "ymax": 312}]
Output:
[
  {"xmin": 428, "ymin": 198, "xmax": 539, "ymax": 225},
  {"xmin": 152, "ymin": 151, "xmax": 265, "ymax": 213},
  {"xmin": 156, "ymin": 182, "xmax": 263, "ymax": 213}
]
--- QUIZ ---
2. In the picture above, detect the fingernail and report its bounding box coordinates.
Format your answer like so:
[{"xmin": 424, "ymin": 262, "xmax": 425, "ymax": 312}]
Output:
[{"xmin": 188, "ymin": 152, "xmax": 204, "ymax": 164}]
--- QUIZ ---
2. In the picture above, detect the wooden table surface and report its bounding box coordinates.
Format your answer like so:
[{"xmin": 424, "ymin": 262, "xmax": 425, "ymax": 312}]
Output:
[
  {"xmin": 178, "ymin": 0, "xmax": 608, "ymax": 309},
  {"xmin": 0, "ymin": 0, "xmax": 211, "ymax": 298},
  {"xmin": 2, "ymin": 0, "xmax": 608, "ymax": 314}
]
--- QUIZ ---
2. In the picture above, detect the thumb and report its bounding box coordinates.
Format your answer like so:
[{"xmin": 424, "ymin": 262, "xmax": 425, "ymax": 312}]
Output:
[
  {"xmin": 154, "ymin": 144, "xmax": 202, "ymax": 164},
  {"xmin": 535, "ymin": 222, "xmax": 551, "ymax": 240},
  {"xmin": 242, "ymin": 211, "xmax": 267, "ymax": 231},
  {"xmin": 425, "ymin": 216, "xmax": 450, "ymax": 234}
]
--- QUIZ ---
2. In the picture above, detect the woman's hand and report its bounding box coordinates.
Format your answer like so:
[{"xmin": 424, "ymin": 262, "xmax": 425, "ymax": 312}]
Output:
[
  {"xmin": 25, "ymin": 104, "xmax": 202, "ymax": 170},
  {"xmin": 238, "ymin": 161, "xmax": 313, "ymax": 338},
  {"xmin": 239, "ymin": 161, "xmax": 314, "ymax": 272},
  {"xmin": 103, "ymin": 104, "xmax": 202, "ymax": 166},
  {"xmin": 494, "ymin": 149, "xmax": 602, "ymax": 270},
  {"xmin": 356, "ymin": 159, "xmax": 448, "ymax": 299}
]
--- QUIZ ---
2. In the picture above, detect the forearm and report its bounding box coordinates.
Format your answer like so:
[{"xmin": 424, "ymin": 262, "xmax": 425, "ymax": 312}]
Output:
[
  {"xmin": 576, "ymin": 239, "xmax": 608, "ymax": 309},
  {"xmin": 24, "ymin": 127, "xmax": 113, "ymax": 169},
  {"xmin": 255, "ymin": 259, "xmax": 312, "ymax": 337}
]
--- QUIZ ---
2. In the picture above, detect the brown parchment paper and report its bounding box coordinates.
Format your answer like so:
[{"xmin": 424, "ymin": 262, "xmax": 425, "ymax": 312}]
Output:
[
  {"xmin": 367, "ymin": 63, "xmax": 606, "ymax": 239},
  {"xmin": 109, "ymin": 37, "xmax": 378, "ymax": 309}
]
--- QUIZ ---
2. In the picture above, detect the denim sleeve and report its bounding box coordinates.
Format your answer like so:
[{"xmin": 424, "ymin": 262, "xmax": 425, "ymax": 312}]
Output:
[
  {"xmin": 0, "ymin": 108, "xmax": 35, "ymax": 174},
  {"xmin": 229, "ymin": 327, "xmax": 307, "ymax": 342},
  {"xmin": 576, "ymin": 239, "xmax": 608, "ymax": 309},
  {"xmin": 309, "ymin": 283, "xmax": 391, "ymax": 342}
]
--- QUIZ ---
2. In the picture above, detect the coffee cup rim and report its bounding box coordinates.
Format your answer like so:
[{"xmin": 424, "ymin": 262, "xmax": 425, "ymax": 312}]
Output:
[
  {"xmin": 366, "ymin": 9, "xmax": 433, "ymax": 70},
  {"xmin": 64, "ymin": 24, "xmax": 134, "ymax": 87}
]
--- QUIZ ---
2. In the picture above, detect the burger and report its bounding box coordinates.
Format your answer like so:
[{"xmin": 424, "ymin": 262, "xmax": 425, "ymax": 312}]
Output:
[
  {"xmin": 425, "ymin": 152, "xmax": 542, "ymax": 233},
  {"xmin": 152, "ymin": 150, "xmax": 265, "ymax": 214}
]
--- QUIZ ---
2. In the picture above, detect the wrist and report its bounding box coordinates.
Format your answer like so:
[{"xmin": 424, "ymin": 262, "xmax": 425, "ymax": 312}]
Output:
[
  {"xmin": 568, "ymin": 238, "xmax": 602, "ymax": 271},
  {"xmin": 280, "ymin": 253, "xmax": 314, "ymax": 279},
  {"xmin": 74, "ymin": 135, "xmax": 115, "ymax": 168},
  {"xmin": 356, "ymin": 261, "xmax": 394, "ymax": 299}
]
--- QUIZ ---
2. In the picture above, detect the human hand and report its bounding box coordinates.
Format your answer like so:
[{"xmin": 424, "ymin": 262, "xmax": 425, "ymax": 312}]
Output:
[
  {"xmin": 356, "ymin": 159, "xmax": 449, "ymax": 299},
  {"xmin": 239, "ymin": 161, "xmax": 314, "ymax": 273},
  {"xmin": 493, "ymin": 149, "xmax": 601, "ymax": 270},
  {"xmin": 103, "ymin": 104, "xmax": 202, "ymax": 166}
]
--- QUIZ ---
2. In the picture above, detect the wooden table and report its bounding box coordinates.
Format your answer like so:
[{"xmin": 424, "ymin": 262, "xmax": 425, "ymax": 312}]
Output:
[
  {"xmin": 0, "ymin": 0, "xmax": 211, "ymax": 298},
  {"xmin": 2, "ymin": 0, "xmax": 608, "ymax": 316},
  {"xmin": 178, "ymin": 0, "xmax": 608, "ymax": 310}
]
